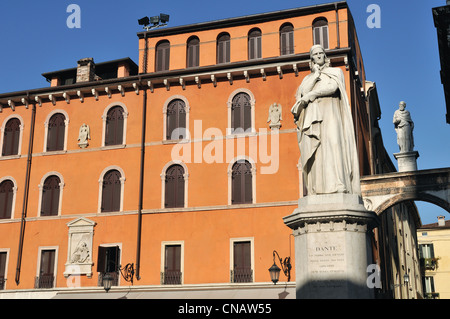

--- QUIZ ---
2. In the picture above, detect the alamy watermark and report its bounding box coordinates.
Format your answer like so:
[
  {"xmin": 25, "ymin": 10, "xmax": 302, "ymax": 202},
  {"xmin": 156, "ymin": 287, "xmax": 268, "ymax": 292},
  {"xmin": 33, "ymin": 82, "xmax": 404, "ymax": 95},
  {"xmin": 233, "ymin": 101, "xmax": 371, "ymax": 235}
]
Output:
[
  {"xmin": 67, "ymin": 4, "xmax": 81, "ymax": 29},
  {"xmin": 169, "ymin": 121, "xmax": 280, "ymax": 175},
  {"xmin": 366, "ymin": 4, "xmax": 381, "ymax": 29}
]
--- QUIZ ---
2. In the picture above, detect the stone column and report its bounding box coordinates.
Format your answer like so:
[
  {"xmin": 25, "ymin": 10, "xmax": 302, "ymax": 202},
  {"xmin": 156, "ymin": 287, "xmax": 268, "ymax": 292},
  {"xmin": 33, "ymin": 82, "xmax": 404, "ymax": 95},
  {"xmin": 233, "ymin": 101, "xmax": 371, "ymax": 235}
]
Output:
[
  {"xmin": 394, "ymin": 151, "xmax": 419, "ymax": 172},
  {"xmin": 283, "ymin": 193, "xmax": 378, "ymax": 299}
]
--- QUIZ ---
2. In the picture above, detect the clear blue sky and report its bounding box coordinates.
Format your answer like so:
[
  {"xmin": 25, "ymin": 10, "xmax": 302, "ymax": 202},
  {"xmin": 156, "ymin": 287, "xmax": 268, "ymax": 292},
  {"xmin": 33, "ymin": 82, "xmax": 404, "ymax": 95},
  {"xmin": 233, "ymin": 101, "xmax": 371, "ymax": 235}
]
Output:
[{"xmin": 0, "ymin": 0, "xmax": 448, "ymax": 224}]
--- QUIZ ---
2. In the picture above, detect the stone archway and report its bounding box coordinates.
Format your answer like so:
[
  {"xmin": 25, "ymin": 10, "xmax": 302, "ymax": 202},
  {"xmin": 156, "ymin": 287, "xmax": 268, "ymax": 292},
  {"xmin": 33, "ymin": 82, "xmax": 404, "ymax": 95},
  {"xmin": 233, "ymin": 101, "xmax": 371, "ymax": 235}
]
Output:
[{"xmin": 361, "ymin": 167, "xmax": 450, "ymax": 216}]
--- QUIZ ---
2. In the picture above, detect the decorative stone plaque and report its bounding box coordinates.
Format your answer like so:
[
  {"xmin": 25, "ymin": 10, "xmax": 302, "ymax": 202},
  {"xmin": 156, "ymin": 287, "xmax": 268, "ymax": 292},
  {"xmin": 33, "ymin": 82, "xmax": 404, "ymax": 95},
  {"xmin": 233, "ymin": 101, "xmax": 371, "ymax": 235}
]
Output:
[{"xmin": 64, "ymin": 217, "xmax": 96, "ymax": 278}]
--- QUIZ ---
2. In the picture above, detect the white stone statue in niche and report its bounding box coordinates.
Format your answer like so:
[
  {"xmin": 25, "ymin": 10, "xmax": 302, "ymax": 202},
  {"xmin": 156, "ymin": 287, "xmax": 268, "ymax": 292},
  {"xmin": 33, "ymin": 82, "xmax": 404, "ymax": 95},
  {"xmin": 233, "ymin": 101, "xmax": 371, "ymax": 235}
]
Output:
[
  {"xmin": 64, "ymin": 217, "xmax": 96, "ymax": 278},
  {"xmin": 291, "ymin": 44, "xmax": 361, "ymax": 196},
  {"xmin": 393, "ymin": 101, "xmax": 414, "ymax": 153},
  {"xmin": 267, "ymin": 103, "xmax": 282, "ymax": 130},
  {"xmin": 77, "ymin": 123, "xmax": 91, "ymax": 148}
]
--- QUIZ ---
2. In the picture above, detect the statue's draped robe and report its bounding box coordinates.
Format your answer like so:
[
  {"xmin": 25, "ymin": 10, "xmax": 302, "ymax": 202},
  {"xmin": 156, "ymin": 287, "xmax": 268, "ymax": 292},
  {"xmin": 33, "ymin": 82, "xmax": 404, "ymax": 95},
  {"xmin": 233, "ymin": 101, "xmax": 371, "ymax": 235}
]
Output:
[
  {"xmin": 393, "ymin": 110, "xmax": 414, "ymax": 152},
  {"xmin": 293, "ymin": 67, "xmax": 361, "ymax": 195}
]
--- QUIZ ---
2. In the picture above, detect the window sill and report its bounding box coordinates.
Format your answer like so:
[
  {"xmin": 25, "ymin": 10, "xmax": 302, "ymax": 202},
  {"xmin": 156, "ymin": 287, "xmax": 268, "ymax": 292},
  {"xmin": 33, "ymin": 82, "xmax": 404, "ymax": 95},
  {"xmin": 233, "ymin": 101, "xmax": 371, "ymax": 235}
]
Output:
[
  {"xmin": 100, "ymin": 144, "xmax": 126, "ymax": 150},
  {"xmin": 0, "ymin": 154, "xmax": 22, "ymax": 160},
  {"xmin": 162, "ymin": 139, "xmax": 190, "ymax": 145}
]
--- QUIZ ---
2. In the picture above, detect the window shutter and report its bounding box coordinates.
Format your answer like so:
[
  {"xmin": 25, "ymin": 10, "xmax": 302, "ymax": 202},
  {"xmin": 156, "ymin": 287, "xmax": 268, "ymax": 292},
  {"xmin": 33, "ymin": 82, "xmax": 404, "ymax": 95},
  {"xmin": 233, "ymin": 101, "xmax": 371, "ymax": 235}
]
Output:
[
  {"xmin": 97, "ymin": 246, "xmax": 107, "ymax": 273},
  {"xmin": 40, "ymin": 250, "xmax": 55, "ymax": 276},
  {"xmin": 165, "ymin": 245, "xmax": 181, "ymax": 272},
  {"xmin": 2, "ymin": 118, "xmax": 20, "ymax": 156},
  {"xmin": 42, "ymin": 176, "xmax": 60, "ymax": 216},
  {"xmin": 217, "ymin": 34, "xmax": 230, "ymax": 64},
  {"xmin": 244, "ymin": 166, "xmax": 252, "ymax": 204},
  {"xmin": 105, "ymin": 106, "xmax": 124, "ymax": 146},
  {"xmin": 187, "ymin": 38, "xmax": 199, "ymax": 68},
  {"xmin": 231, "ymin": 162, "xmax": 242, "ymax": 204},
  {"xmin": 165, "ymin": 165, "xmax": 184, "ymax": 208},
  {"xmin": 47, "ymin": 114, "xmax": 65, "ymax": 151},
  {"xmin": 156, "ymin": 41, "xmax": 170, "ymax": 72},
  {"xmin": 0, "ymin": 180, "xmax": 13, "ymax": 219},
  {"xmin": 176, "ymin": 167, "xmax": 185, "ymax": 208},
  {"xmin": 102, "ymin": 170, "xmax": 121, "ymax": 212}
]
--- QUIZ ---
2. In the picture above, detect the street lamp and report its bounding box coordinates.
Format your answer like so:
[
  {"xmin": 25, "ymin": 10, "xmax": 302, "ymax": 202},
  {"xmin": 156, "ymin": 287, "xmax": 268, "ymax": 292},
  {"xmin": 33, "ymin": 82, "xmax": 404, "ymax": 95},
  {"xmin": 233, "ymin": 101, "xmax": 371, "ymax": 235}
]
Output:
[
  {"xmin": 268, "ymin": 250, "xmax": 291, "ymax": 285},
  {"xmin": 390, "ymin": 272, "xmax": 410, "ymax": 290},
  {"xmin": 102, "ymin": 263, "xmax": 135, "ymax": 293}
]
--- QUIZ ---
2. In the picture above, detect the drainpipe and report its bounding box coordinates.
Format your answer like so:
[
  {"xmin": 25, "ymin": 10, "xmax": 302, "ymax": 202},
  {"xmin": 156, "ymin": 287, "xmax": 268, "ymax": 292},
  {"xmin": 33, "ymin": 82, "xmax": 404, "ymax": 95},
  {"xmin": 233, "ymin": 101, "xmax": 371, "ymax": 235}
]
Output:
[
  {"xmin": 335, "ymin": 3, "xmax": 340, "ymax": 49},
  {"xmin": 15, "ymin": 96, "xmax": 36, "ymax": 285},
  {"xmin": 136, "ymin": 32, "xmax": 149, "ymax": 280},
  {"xmin": 135, "ymin": 79, "xmax": 147, "ymax": 280}
]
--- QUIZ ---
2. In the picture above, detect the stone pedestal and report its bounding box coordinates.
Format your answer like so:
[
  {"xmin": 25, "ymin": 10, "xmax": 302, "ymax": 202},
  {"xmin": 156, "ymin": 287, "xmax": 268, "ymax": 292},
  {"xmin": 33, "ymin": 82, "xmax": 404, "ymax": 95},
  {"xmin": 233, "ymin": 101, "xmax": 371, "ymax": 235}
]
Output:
[
  {"xmin": 283, "ymin": 194, "xmax": 379, "ymax": 299},
  {"xmin": 394, "ymin": 151, "xmax": 419, "ymax": 172}
]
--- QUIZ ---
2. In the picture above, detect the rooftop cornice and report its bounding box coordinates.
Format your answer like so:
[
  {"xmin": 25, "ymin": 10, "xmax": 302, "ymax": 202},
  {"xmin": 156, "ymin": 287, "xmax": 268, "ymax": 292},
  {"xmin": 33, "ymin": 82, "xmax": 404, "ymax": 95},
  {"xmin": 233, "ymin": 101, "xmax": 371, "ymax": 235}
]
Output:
[{"xmin": 0, "ymin": 48, "xmax": 351, "ymax": 110}]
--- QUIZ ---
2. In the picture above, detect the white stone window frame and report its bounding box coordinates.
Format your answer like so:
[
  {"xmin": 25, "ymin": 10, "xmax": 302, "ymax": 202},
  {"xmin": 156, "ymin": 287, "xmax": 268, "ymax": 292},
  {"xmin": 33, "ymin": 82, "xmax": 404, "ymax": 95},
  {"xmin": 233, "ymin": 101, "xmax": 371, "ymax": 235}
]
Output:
[
  {"xmin": 162, "ymin": 95, "xmax": 191, "ymax": 142},
  {"xmin": 43, "ymin": 110, "xmax": 70, "ymax": 153},
  {"xmin": 161, "ymin": 240, "xmax": 184, "ymax": 285},
  {"xmin": 37, "ymin": 171, "xmax": 65, "ymax": 217},
  {"xmin": 0, "ymin": 114, "xmax": 25, "ymax": 158},
  {"xmin": 227, "ymin": 156, "xmax": 257, "ymax": 205},
  {"xmin": 226, "ymin": 88, "xmax": 256, "ymax": 136},
  {"xmin": 160, "ymin": 161, "xmax": 189, "ymax": 209},
  {"xmin": 36, "ymin": 246, "xmax": 59, "ymax": 288},
  {"xmin": 230, "ymin": 237, "xmax": 255, "ymax": 283},
  {"xmin": 0, "ymin": 176, "xmax": 18, "ymax": 220},
  {"xmin": 97, "ymin": 165, "xmax": 126, "ymax": 214},
  {"xmin": 0, "ymin": 248, "xmax": 10, "ymax": 290},
  {"xmin": 101, "ymin": 102, "xmax": 129, "ymax": 148}
]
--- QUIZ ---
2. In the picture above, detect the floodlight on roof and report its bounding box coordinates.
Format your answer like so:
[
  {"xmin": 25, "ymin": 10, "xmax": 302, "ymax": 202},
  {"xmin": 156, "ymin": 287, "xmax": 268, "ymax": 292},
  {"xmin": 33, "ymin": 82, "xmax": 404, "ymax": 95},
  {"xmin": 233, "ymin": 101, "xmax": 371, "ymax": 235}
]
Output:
[
  {"xmin": 159, "ymin": 14, "xmax": 170, "ymax": 24},
  {"xmin": 138, "ymin": 16, "xmax": 150, "ymax": 26}
]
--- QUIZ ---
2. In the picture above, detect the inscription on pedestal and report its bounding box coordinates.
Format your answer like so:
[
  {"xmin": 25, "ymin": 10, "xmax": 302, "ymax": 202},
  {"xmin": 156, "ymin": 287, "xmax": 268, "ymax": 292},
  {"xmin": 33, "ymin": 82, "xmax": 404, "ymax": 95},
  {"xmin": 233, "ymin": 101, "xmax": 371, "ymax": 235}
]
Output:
[{"xmin": 307, "ymin": 233, "xmax": 346, "ymax": 291}]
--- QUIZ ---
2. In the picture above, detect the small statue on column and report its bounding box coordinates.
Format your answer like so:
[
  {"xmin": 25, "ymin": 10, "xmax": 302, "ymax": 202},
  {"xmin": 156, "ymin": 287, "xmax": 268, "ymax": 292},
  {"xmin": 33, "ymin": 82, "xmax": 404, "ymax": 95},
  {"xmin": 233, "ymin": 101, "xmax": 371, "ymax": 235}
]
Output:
[{"xmin": 393, "ymin": 101, "xmax": 414, "ymax": 153}]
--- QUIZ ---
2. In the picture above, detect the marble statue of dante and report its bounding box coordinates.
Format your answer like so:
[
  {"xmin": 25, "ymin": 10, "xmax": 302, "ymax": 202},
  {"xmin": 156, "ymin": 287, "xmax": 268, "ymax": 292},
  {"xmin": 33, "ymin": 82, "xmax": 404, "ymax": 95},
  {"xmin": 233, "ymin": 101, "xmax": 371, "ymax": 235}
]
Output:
[
  {"xmin": 291, "ymin": 45, "xmax": 361, "ymax": 195},
  {"xmin": 393, "ymin": 101, "xmax": 414, "ymax": 153}
]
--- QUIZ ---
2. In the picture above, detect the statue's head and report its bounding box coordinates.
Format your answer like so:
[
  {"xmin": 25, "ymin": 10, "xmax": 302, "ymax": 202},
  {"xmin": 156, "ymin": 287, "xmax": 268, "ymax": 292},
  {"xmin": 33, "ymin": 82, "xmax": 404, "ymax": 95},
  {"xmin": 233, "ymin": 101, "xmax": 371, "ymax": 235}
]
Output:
[
  {"xmin": 399, "ymin": 101, "xmax": 406, "ymax": 111},
  {"xmin": 309, "ymin": 45, "xmax": 329, "ymax": 68}
]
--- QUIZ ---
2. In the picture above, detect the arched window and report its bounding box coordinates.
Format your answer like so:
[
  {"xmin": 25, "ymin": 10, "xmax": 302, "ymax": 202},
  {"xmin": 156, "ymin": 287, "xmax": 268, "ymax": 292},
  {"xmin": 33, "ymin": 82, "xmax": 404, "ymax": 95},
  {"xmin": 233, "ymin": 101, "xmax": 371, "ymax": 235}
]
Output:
[
  {"xmin": 2, "ymin": 118, "xmax": 21, "ymax": 156},
  {"xmin": 156, "ymin": 40, "xmax": 170, "ymax": 72},
  {"xmin": 0, "ymin": 180, "xmax": 14, "ymax": 219},
  {"xmin": 165, "ymin": 164, "xmax": 185, "ymax": 208},
  {"xmin": 105, "ymin": 106, "xmax": 124, "ymax": 146},
  {"xmin": 248, "ymin": 28, "xmax": 262, "ymax": 60},
  {"xmin": 313, "ymin": 18, "xmax": 329, "ymax": 49},
  {"xmin": 217, "ymin": 33, "xmax": 230, "ymax": 64},
  {"xmin": 41, "ymin": 175, "xmax": 61, "ymax": 217},
  {"xmin": 231, "ymin": 92, "xmax": 252, "ymax": 133},
  {"xmin": 101, "ymin": 170, "xmax": 122, "ymax": 213},
  {"xmin": 280, "ymin": 23, "xmax": 294, "ymax": 55},
  {"xmin": 187, "ymin": 36, "xmax": 200, "ymax": 68},
  {"xmin": 231, "ymin": 160, "xmax": 252, "ymax": 205},
  {"xmin": 46, "ymin": 113, "xmax": 66, "ymax": 152},
  {"xmin": 166, "ymin": 99, "xmax": 187, "ymax": 140}
]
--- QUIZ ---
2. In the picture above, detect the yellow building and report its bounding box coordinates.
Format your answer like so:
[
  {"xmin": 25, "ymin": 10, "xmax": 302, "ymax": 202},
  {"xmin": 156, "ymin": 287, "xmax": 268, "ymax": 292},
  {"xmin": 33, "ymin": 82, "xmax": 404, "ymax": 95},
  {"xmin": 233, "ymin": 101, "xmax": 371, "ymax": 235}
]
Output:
[{"xmin": 418, "ymin": 215, "xmax": 450, "ymax": 299}]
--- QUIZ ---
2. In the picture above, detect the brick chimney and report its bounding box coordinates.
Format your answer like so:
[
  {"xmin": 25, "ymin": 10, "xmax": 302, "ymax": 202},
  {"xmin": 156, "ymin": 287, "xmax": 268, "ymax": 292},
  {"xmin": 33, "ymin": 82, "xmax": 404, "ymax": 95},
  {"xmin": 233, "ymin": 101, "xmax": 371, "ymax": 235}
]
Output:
[
  {"xmin": 438, "ymin": 215, "xmax": 446, "ymax": 227},
  {"xmin": 76, "ymin": 58, "xmax": 96, "ymax": 83}
]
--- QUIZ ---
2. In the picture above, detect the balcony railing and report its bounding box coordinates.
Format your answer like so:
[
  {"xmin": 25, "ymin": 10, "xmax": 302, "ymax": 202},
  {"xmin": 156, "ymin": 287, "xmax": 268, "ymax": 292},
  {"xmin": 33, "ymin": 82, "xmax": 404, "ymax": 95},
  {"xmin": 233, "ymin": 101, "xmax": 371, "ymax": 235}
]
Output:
[
  {"xmin": 420, "ymin": 258, "xmax": 439, "ymax": 271},
  {"xmin": 231, "ymin": 268, "xmax": 253, "ymax": 283},
  {"xmin": 0, "ymin": 277, "xmax": 5, "ymax": 290},
  {"xmin": 425, "ymin": 292, "xmax": 440, "ymax": 299},
  {"xmin": 161, "ymin": 271, "xmax": 182, "ymax": 285},
  {"xmin": 34, "ymin": 275, "xmax": 54, "ymax": 289}
]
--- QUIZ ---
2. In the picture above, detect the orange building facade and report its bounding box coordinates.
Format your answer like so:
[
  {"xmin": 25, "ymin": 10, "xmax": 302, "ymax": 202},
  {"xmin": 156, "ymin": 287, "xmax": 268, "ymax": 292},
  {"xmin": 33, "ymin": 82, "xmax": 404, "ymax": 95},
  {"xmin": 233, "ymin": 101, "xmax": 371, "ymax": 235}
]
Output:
[{"xmin": 0, "ymin": 2, "xmax": 378, "ymax": 298}]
